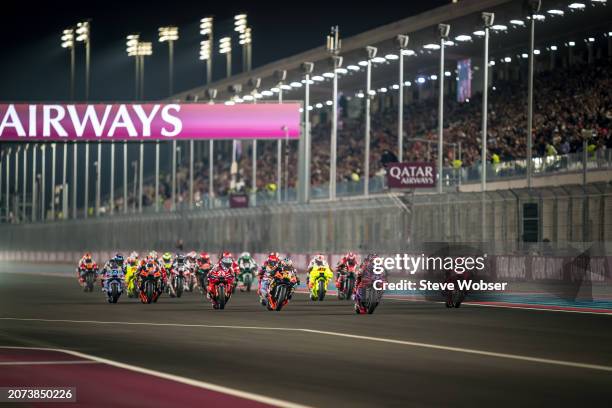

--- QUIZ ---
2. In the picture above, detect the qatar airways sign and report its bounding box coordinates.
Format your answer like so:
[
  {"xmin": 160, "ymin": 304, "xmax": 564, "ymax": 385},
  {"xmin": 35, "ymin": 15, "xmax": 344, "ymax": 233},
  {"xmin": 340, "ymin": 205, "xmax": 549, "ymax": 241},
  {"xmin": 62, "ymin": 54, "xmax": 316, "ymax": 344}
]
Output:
[
  {"xmin": 386, "ymin": 162, "xmax": 436, "ymax": 188},
  {"xmin": 0, "ymin": 103, "xmax": 300, "ymax": 141}
]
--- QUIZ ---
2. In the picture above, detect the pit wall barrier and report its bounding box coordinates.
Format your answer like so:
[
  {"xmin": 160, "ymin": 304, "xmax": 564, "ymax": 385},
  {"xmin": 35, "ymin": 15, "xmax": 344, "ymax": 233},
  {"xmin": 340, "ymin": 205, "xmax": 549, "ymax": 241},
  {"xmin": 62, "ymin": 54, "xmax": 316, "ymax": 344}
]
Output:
[{"xmin": 1, "ymin": 251, "xmax": 609, "ymax": 283}]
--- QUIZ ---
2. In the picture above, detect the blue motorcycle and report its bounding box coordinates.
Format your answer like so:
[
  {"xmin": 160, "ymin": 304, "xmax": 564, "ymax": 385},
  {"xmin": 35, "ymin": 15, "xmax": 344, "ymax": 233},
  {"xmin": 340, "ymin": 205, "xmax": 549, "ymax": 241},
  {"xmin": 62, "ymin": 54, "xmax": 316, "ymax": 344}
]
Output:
[{"xmin": 103, "ymin": 267, "xmax": 125, "ymax": 304}]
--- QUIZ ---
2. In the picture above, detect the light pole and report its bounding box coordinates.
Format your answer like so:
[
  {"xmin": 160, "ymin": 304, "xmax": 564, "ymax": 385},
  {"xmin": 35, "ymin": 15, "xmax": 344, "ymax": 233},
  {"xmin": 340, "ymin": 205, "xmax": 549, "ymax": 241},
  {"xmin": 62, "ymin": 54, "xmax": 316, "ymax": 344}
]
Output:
[
  {"xmin": 50, "ymin": 144, "xmax": 56, "ymax": 220},
  {"xmin": 31, "ymin": 145, "xmax": 37, "ymax": 221},
  {"xmin": 207, "ymin": 89, "xmax": 217, "ymax": 208},
  {"xmin": 437, "ymin": 24, "xmax": 450, "ymax": 194},
  {"xmin": 171, "ymin": 138, "xmax": 177, "ymax": 211},
  {"xmin": 481, "ymin": 13, "xmax": 494, "ymax": 193},
  {"xmin": 234, "ymin": 14, "xmax": 248, "ymax": 72},
  {"xmin": 526, "ymin": 0, "xmax": 541, "ymax": 189},
  {"xmin": 240, "ymin": 28, "xmax": 252, "ymax": 71},
  {"xmin": 126, "ymin": 34, "xmax": 140, "ymax": 99},
  {"xmin": 219, "ymin": 37, "xmax": 232, "ymax": 78},
  {"xmin": 275, "ymin": 69, "xmax": 286, "ymax": 203},
  {"xmin": 396, "ymin": 35, "xmax": 409, "ymax": 162},
  {"xmin": 136, "ymin": 42, "xmax": 153, "ymax": 99},
  {"xmin": 72, "ymin": 141, "xmax": 77, "ymax": 218},
  {"xmin": 248, "ymin": 77, "xmax": 261, "ymax": 205},
  {"xmin": 158, "ymin": 26, "xmax": 179, "ymax": 96},
  {"xmin": 364, "ymin": 46, "xmax": 377, "ymax": 196},
  {"xmin": 84, "ymin": 143, "xmax": 88, "ymax": 218},
  {"xmin": 155, "ymin": 140, "xmax": 160, "ymax": 212},
  {"xmin": 326, "ymin": 26, "xmax": 342, "ymax": 200},
  {"xmin": 110, "ymin": 141, "xmax": 115, "ymax": 215},
  {"xmin": 123, "ymin": 141, "xmax": 128, "ymax": 213},
  {"xmin": 4, "ymin": 149, "xmax": 9, "ymax": 222},
  {"xmin": 62, "ymin": 143, "xmax": 68, "ymax": 219},
  {"xmin": 61, "ymin": 28, "xmax": 76, "ymax": 100},
  {"xmin": 200, "ymin": 17, "xmax": 214, "ymax": 84},
  {"xmin": 14, "ymin": 147, "xmax": 19, "ymax": 222},
  {"xmin": 0, "ymin": 151, "xmax": 3, "ymax": 221},
  {"xmin": 95, "ymin": 142, "xmax": 101, "ymax": 216},
  {"xmin": 302, "ymin": 63, "xmax": 314, "ymax": 203},
  {"xmin": 139, "ymin": 142, "xmax": 143, "ymax": 212},
  {"xmin": 22, "ymin": 144, "xmax": 28, "ymax": 222},
  {"xmin": 39, "ymin": 146, "xmax": 44, "ymax": 221},
  {"xmin": 76, "ymin": 20, "xmax": 91, "ymax": 100}
]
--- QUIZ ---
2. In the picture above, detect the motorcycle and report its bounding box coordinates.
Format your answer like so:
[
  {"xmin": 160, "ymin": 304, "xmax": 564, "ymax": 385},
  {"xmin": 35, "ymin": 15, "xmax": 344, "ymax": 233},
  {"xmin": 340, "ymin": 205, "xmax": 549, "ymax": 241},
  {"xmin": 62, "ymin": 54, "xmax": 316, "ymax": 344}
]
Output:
[
  {"xmin": 266, "ymin": 270, "xmax": 297, "ymax": 311},
  {"xmin": 336, "ymin": 264, "xmax": 357, "ymax": 300},
  {"xmin": 355, "ymin": 277, "xmax": 383, "ymax": 314},
  {"xmin": 185, "ymin": 264, "xmax": 196, "ymax": 292},
  {"xmin": 79, "ymin": 264, "xmax": 97, "ymax": 292},
  {"xmin": 125, "ymin": 264, "xmax": 139, "ymax": 298},
  {"xmin": 206, "ymin": 268, "xmax": 235, "ymax": 310},
  {"xmin": 138, "ymin": 267, "xmax": 163, "ymax": 304},
  {"xmin": 310, "ymin": 266, "xmax": 331, "ymax": 301},
  {"xmin": 103, "ymin": 267, "xmax": 125, "ymax": 304},
  {"xmin": 238, "ymin": 265, "xmax": 256, "ymax": 292},
  {"xmin": 168, "ymin": 265, "xmax": 186, "ymax": 298},
  {"xmin": 196, "ymin": 265, "xmax": 211, "ymax": 294}
]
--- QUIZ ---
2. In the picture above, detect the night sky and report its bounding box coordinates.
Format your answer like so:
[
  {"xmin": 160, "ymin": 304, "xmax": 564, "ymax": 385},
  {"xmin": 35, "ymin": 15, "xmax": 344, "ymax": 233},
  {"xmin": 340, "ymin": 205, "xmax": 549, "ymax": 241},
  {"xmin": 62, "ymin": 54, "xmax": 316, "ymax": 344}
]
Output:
[{"xmin": 1, "ymin": 0, "xmax": 448, "ymax": 102}]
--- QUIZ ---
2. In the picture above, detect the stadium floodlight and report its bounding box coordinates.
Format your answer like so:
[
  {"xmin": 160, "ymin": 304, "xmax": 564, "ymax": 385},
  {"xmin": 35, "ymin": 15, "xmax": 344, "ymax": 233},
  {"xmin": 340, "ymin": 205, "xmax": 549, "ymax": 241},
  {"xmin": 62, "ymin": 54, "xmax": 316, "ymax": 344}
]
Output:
[
  {"xmin": 430, "ymin": 75, "xmax": 438, "ymax": 80},
  {"xmin": 587, "ymin": 37, "xmax": 595, "ymax": 42},
  {"xmin": 271, "ymin": 87, "xmax": 280, "ymax": 93},
  {"xmin": 219, "ymin": 37, "xmax": 232, "ymax": 78},
  {"xmin": 455, "ymin": 34, "xmax": 472, "ymax": 42},
  {"xmin": 261, "ymin": 90, "xmax": 273, "ymax": 96},
  {"xmin": 547, "ymin": 9, "xmax": 564, "ymax": 16},
  {"xmin": 356, "ymin": 91, "xmax": 365, "ymax": 98},
  {"xmin": 532, "ymin": 14, "xmax": 546, "ymax": 21},
  {"xmin": 235, "ymin": 14, "xmax": 252, "ymax": 71},
  {"xmin": 312, "ymin": 75, "xmax": 325, "ymax": 81},
  {"xmin": 510, "ymin": 19, "xmax": 525, "ymax": 26},
  {"xmin": 347, "ymin": 64, "xmax": 360, "ymax": 71},
  {"xmin": 436, "ymin": 23, "xmax": 450, "ymax": 194},
  {"xmin": 423, "ymin": 43, "xmax": 441, "ymax": 50},
  {"xmin": 473, "ymin": 30, "xmax": 485, "ymax": 37},
  {"xmin": 568, "ymin": 3, "xmax": 586, "ymax": 10},
  {"xmin": 504, "ymin": 57, "xmax": 512, "ymax": 62},
  {"xmin": 491, "ymin": 24, "xmax": 507, "ymax": 31},
  {"xmin": 61, "ymin": 28, "xmax": 76, "ymax": 101},
  {"xmin": 372, "ymin": 56, "xmax": 386, "ymax": 63},
  {"xmin": 445, "ymin": 71, "xmax": 451, "ymax": 76},
  {"xmin": 392, "ymin": 84, "xmax": 399, "ymax": 89},
  {"xmin": 417, "ymin": 76, "xmax": 426, "ymax": 84},
  {"xmin": 378, "ymin": 87, "xmax": 388, "ymax": 93},
  {"xmin": 158, "ymin": 26, "xmax": 179, "ymax": 96},
  {"xmin": 326, "ymin": 25, "xmax": 342, "ymax": 200},
  {"xmin": 336, "ymin": 67, "xmax": 348, "ymax": 74},
  {"xmin": 325, "ymin": 100, "xmax": 333, "ymax": 106},
  {"xmin": 280, "ymin": 84, "xmax": 292, "ymax": 90},
  {"xmin": 75, "ymin": 21, "xmax": 91, "ymax": 100},
  {"xmin": 358, "ymin": 60, "xmax": 368, "ymax": 66},
  {"xmin": 385, "ymin": 54, "xmax": 399, "ymax": 60},
  {"xmin": 401, "ymin": 49, "xmax": 416, "ymax": 56},
  {"xmin": 444, "ymin": 40, "xmax": 455, "ymax": 46},
  {"xmin": 200, "ymin": 17, "xmax": 214, "ymax": 84},
  {"xmin": 550, "ymin": 45, "xmax": 558, "ymax": 50},
  {"xmin": 395, "ymin": 34, "xmax": 409, "ymax": 162},
  {"xmin": 315, "ymin": 103, "xmax": 323, "ymax": 108},
  {"xmin": 404, "ymin": 81, "xmax": 411, "ymax": 86},
  {"xmin": 322, "ymin": 72, "xmax": 335, "ymax": 78},
  {"xmin": 126, "ymin": 34, "xmax": 140, "ymax": 99},
  {"xmin": 534, "ymin": 49, "xmax": 540, "ymax": 54},
  {"xmin": 290, "ymin": 81, "xmax": 302, "ymax": 88},
  {"xmin": 489, "ymin": 60, "xmax": 496, "ymax": 66}
]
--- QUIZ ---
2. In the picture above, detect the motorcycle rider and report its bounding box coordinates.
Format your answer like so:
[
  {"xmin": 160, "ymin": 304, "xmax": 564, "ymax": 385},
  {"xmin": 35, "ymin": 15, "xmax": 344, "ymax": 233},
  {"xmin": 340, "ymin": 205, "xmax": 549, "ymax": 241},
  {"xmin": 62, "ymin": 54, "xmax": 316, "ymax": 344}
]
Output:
[
  {"xmin": 76, "ymin": 253, "xmax": 98, "ymax": 286},
  {"xmin": 206, "ymin": 252, "xmax": 239, "ymax": 309},
  {"xmin": 257, "ymin": 253, "xmax": 282, "ymax": 304},
  {"xmin": 237, "ymin": 252, "xmax": 258, "ymax": 291},
  {"xmin": 195, "ymin": 252, "xmax": 213, "ymax": 292},
  {"xmin": 335, "ymin": 252, "xmax": 359, "ymax": 292},
  {"xmin": 354, "ymin": 253, "xmax": 385, "ymax": 314},
  {"xmin": 280, "ymin": 256, "xmax": 300, "ymax": 296},
  {"xmin": 307, "ymin": 254, "xmax": 333, "ymax": 300},
  {"xmin": 125, "ymin": 253, "xmax": 140, "ymax": 296}
]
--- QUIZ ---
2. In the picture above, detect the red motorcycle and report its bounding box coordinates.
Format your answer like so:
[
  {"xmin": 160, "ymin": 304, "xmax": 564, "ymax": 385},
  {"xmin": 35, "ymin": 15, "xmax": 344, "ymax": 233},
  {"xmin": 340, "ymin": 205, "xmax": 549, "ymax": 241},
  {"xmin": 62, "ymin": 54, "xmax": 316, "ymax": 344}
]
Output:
[
  {"xmin": 206, "ymin": 267, "xmax": 236, "ymax": 310},
  {"xmin": 336, "ymin": 264, "xmax": 357, "ymax": 300}
]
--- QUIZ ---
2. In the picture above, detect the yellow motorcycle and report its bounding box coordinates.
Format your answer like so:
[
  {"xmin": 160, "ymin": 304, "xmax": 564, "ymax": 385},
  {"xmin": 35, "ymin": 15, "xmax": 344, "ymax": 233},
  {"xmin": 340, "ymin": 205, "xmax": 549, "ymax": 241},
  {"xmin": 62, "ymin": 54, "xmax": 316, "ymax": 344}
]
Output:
[
  {"xmin": 125, "ymin": 263, "xmax": 139, "ymax": 298},
  {"xmin": 308, "ymin": 266, "xmax": 333, "ymax": 301}
]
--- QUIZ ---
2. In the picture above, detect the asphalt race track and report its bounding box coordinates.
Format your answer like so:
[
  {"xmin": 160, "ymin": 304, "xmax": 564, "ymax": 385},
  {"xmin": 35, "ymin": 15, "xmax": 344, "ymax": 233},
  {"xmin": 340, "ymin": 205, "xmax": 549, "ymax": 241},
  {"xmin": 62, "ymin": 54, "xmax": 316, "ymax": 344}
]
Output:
[{"xmin": 1, "ymin": 263, "xmax": 611, "ymax": 407}]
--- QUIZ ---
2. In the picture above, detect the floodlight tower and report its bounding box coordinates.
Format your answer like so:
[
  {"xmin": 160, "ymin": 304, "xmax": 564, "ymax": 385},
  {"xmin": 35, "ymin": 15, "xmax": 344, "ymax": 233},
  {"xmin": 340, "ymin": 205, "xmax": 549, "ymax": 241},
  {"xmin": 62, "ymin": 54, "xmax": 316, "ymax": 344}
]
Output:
[
  {"xmin": 158, "ymin": 26, "xmax": 179, "ymax": 96},
  {"xmin": 326, "ymin": 26, "xmax": 342, "ymax": 200},
  {"xmin": 200, "ymin": 17, "xmax": 214, "ymax": 84}
]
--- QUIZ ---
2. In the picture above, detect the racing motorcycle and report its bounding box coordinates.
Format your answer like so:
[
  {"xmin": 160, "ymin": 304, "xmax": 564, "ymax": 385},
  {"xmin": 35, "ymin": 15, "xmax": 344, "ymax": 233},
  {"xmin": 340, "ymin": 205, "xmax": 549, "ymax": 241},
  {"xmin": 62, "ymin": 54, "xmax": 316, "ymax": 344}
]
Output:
[
  {"xmin": 206, "ymin": 267, "xmax": 235, "ymax": 310},
  {"xmin": 336, "ymin": 264, "xmax": 357, "ymax": 300},
  {"xmin": 185, "ymin": 264, "xmax": 196, "ymax": 292},
  {"xmin": 125, "ymin": 263, "xmax": 139, "ymax": 298},
  {"xmin": 310, "ymin": 266, "xmax": 331, "ymax": 301},
  {"xmin": 138, "ymin": 267, "xmax": 163, "ymax": 304},
  {"xmin": 355, "ymin": 277, "xmax": 383, "ymax": 314},
  {"xmin": 78, "ymin": 263, "xmax": 98, "ymax": 292},
  {"xmin": 266, "ymin": 270, "xmax": 297, "ymax": 311},
  {"xmin": 103, "ymin": 267, "xmax": 125, "ymax": 304},
  {"xmin": 238, "ymin": 264, "xmax": 256, "ymax": 292},
  {"xmin": 168, "ymin": 265, "xmax": 187, "ymax": 298}
]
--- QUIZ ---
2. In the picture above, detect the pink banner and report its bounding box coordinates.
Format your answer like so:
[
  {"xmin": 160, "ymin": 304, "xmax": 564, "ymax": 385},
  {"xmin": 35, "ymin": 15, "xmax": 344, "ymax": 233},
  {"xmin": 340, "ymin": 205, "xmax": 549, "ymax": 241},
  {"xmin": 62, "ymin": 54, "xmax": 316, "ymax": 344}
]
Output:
[{"xmin": 0, "ymin": 103, "xmax": 301, "ymax": 141}]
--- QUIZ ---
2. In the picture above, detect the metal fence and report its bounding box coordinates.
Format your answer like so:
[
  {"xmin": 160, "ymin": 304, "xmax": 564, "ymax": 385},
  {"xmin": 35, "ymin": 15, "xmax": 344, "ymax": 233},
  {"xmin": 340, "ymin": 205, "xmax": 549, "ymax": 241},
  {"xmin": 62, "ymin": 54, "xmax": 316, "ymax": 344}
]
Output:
[{"xmin": 1, "ymin": 182, "xmax": 610, "ymax": 255}]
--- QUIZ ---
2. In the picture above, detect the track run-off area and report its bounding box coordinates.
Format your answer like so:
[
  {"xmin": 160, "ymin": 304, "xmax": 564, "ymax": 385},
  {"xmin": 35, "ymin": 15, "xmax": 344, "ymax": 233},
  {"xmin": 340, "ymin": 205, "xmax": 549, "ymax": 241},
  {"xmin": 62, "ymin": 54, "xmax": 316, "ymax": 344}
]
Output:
[{"xmin": 1, "ymin": 263, "xmax": 611, "ymax": 407}]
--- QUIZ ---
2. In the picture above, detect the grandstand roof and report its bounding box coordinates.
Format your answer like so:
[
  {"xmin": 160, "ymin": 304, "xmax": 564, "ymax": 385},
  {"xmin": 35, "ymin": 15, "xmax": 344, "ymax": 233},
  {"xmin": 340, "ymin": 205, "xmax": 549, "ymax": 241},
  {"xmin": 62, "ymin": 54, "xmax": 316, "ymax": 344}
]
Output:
[{"xmin": 174, "ymin": 0, "xmax": 612, "ymax": 106}]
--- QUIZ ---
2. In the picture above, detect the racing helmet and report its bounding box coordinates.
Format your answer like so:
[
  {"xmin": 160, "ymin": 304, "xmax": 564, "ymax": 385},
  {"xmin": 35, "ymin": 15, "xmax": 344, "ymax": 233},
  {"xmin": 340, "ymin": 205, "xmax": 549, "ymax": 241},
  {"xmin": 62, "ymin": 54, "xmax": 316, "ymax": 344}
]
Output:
[
  {"xmin": 240, "ymin": 252, "xmax": 251, "ymax": 259},
  {"xmin": 220, "ymin": 251, "xmax": 234, "ymax": 269},
  {"xmin": 114, "ymin": 254, "xmax": 124, "ymax": 266},
  {"xmin": 266, "ymin": 253, "xmax": 280, "ymax": 270},
  {"xmin": 162, "ymin": 252, "xmax": 172, "ymax": 264},
  {"xmin": 345, "ymin": 252, "xmax": 357, "ymax": 266},
  {"xmin": 314, "ymin": 254, "xmax": 327, "ymax": 267}
]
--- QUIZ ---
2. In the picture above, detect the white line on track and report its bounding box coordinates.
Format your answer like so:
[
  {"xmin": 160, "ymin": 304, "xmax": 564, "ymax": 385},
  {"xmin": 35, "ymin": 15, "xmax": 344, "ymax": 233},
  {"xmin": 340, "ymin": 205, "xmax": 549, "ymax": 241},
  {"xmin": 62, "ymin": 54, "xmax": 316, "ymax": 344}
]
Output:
[
  {"xmin": 0, "ymin": 360, "xmax": 99, "ymax": 365},
  {"xmin": 2, "ymin": 317, "xmax": 612, "ymax": 373},
  {"xmin": 0, "ymin": 346, "xmax": 312, "ymax": 408}
]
